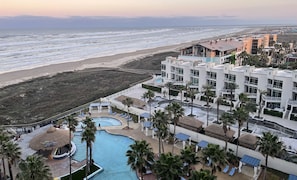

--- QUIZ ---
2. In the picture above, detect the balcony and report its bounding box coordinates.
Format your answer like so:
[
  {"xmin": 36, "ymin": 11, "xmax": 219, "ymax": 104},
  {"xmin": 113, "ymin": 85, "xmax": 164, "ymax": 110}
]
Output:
[
  {"xmin": 267, "ymin": 84, "xmax": 273, "ymax": 88},
  {"xmin": 262, "ymin": 95, "xmax": 281, "ymax": 102},
  {"xmin": 293, "ymin": 87, "xmax": 297, "ymax": 92},
  {"xmin": 224, "ymin": 78, "xmax": 235, "ymax": 83},
  {"xmin": 246, "ymin": 93, "xmax": 257, "ymax": 98},
  {"xmin": 288, "ymin": 99, "xmax": 297, "ymax": 106},
  {"xmin": 206, "ymin": 75, "xmax": 216, "ymax": 80}
]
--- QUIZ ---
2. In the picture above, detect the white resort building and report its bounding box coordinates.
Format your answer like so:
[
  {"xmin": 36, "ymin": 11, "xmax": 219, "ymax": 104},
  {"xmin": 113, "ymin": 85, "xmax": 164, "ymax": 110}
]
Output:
[{"xmin": 161, "ymin": 42, "xmax": 297, "ymax": 122}]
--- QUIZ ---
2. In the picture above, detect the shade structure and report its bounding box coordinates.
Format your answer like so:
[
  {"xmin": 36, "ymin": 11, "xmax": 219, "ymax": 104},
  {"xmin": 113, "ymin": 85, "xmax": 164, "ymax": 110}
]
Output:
[
  {"xmin": 197, "ymin": 140, "xmax": 209, "ymax": 149},
  {"xmin": 288, "ymin": 174, "xmax": 297, "ymax": 180},
  {"xmin": 175, "ymin": 133, "xmax": 191, "ymax": 149},
  {"xmin": 29, "ymin": 126, "xmax": 72, "ymax": 151},
  {"xmin": 240, "ymin": 154, "xmax": 261, "ymax": 167},
  {"xmin": 143, "ymin": 121, "xmax": 153, "ymax": 128},
  {"xmin": 175, "ymin": 133, "xmax": 190, "ymax": 141},
  {"xmin": 140, "ymin": 112, "xmax": 151, "ymax": 118}
]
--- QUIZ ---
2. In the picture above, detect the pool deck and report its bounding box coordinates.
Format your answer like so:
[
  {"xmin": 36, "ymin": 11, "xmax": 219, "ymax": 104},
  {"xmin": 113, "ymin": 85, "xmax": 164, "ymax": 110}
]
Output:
[
  {"xmin": 46, "ymin": 112, "xmax": 251, "ymax": 180},
  {"xmin": 14, "ymin": 110, "xmax": 252, "ymax": 180}
]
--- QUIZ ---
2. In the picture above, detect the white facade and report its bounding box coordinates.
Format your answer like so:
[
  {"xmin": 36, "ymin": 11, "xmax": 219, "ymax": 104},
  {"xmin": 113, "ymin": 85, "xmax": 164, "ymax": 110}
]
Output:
[{"xmin": 161, "ymin": 56, "xmax": 297, "ymax": 120}]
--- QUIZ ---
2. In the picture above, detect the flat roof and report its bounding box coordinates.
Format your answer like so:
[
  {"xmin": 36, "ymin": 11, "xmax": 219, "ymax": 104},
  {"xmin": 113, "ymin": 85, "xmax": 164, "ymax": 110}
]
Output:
[
  {"xmin": 240, "ymin": 154, "xmax": 261, "ymax": 167},
  {"xmin": 199, "ymin": 39, "xmax": 243, "ymax": 51}
]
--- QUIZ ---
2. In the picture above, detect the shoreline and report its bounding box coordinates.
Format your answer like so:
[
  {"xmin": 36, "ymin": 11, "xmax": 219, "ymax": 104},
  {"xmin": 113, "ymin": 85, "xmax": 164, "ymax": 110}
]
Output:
[{"xmin": 0, "ymin": 28, "xmax": 257, "ymax": 88}]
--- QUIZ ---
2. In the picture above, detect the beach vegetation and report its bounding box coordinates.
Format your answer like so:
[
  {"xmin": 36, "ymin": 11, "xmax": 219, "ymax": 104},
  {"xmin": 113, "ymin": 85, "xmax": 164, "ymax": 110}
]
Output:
[
  {"xmin": 201, "ymin": 144, "xmax": 227, "ymax": 175},
  {"xmin": 202, "ymin": 85, "xmax": 215, "ymax": 126},
  {"xmin": 152, "ymin": 110, "xmax": 169, "ymax": 155},
  {"xmin": 81, "ymin": 117, "xmax": 96, "ymax": 178},
  {"xmin": 165, "ymin": 102, "xmax": 184, "ymax": 154},
  {"xmin": 66, "ymin": 115, "xmax": 78, "ymax": 180},
  {"xmin": 189, "ymin": 169, "xmax": 217, "ymax": 180},
  {"xmin": 16, "ymin": 155, "xmax": 52, "ymax": 180},
  {"xmin": 258, "ymin": 132, "xmax": 284, "ymax": 180},
  {"xmin": 153, "ymin": 152, "xmax": 185, "ymax": 179},
  {"xmin": 126, "ymin": 140, "xmax": 154, "ymax": 180}
]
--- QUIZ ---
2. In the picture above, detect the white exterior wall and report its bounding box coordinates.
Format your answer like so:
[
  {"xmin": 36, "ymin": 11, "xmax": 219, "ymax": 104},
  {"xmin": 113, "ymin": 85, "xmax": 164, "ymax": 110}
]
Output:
[
  {"xmin": 162, "ymin": 58, "xmax": 297, "ymax": 119},
  {"xmin": 170, "ymin": 125, "xmax": 297, "ymax": 175}
]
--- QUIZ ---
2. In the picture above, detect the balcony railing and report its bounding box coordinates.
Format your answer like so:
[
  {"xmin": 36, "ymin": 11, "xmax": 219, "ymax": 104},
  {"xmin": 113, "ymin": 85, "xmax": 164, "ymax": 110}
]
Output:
[
  {"xmin": 288, "ymin": 99, "xmax": 297, "ymax": 105},
  {"xmin": 246, "ymin": 93, "xmax": 257, "ymax": 98},
  {"xmin": 263, "ymin": 95, "xmax": 281, "ymax": 101}
]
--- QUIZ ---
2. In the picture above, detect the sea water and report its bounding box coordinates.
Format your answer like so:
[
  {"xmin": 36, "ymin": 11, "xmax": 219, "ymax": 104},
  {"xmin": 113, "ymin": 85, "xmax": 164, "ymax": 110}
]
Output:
[{"xmin": 0, "ymin": 27, "xmax": 246, "ymax": 74}]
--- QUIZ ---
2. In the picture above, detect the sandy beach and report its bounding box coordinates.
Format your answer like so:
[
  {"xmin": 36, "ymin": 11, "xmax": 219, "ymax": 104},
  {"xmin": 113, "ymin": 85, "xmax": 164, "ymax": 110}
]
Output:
[{"xmin": 0, "ymin": 28, "xmax": 258, "ymax": 88}]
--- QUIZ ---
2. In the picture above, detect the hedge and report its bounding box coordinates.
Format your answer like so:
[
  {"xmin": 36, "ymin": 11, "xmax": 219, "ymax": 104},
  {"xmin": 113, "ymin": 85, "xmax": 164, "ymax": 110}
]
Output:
[
  {"xmin": 142, "ymin": 84, "xmax": 162, "ymax": 93},
  {"xmin": 264, "ymin": 108, "xmax": 283, "ymax": 118},
  {"xmin": 200, "ymin": 96, "xmax": 214, "ymax": 103}
]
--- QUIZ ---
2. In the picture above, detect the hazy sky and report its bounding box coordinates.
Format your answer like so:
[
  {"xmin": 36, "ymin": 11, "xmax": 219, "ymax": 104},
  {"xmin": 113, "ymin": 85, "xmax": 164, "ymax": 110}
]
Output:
[{"xmin": 1, "ymin": 0, "xmax": 296, "ymax": 20}]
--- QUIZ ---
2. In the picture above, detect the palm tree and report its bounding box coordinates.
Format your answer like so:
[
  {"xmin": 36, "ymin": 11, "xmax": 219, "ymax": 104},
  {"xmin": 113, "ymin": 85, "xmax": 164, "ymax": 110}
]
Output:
[
  {"xmin": 142, "ymin": 90, "xmax": 155, "ymax": 121},
  {"xmin": 238, "ymin": 93, "xmax": 256, "ymax": 131},
  {"xmin": 202, "ymin": 144, "xmax": 227, "ymax": 175},
  {"xmin": 189, "ymin": 169, "xmax": 217, "ymax": 180},
  {"xmin": 166, "ymin": 102, "xmax": 184, "ymax": 153},
  {"xmin": 152, "ymin": 110, "xmax": 168, "ymax": 155},
  {"xmin": 16, "ymin": 155, "xmax": 52, "ymax": 180},
  {"xmin": 153, "ymin": 152, "xmax": 184, "ymax": 179},
  {"xmin": 232, "ymin": 107, "xmax": 248, "ymax": 156},
  {"xmin": 202, "ymin": 85, "xmax": 215, "ymax": 126},
  {"xmin": 123, "ymin": 97, "xmax": 134, "ymax": 129},
  {"xmin": 4, "ymin": 141, "xmax": 21, "ymax": 180},
  {"xmin": 180, "ymin": 146, "xmax": 199, "ymax": 176},
  {"xmin": 188, "ymin": 88, "xmax": 198, "ymax": 116},
  {"xmin": 220, "ymin": 112, "xmax": 235, "ymax": 151},
  {"xmin": 257, "ymin": 89, "xmax": 267, "ymax": 118},
  {"xmin": 126, "ymin": 140, "xmax": 154, "ymax": 180},
  {"xmin": 225, "ymin": 82, "xmax": 238, "ymax": 112},
  {"xmin": 258, "ymin": 132, "xmax": 283, "ymax": 180},
  {"xmin": 215, "ymin": 96, "xmax": 223, "ymax": 123},
  {"xmin": 179, "ymin": 85, "xmax": 185, "ymax": 102},
  {"xmin": 165, "ymin": 82, "xmax": 174, "ymax": 101},
  {"xmin": 66, "ymin": 115, "xmax": 78, "ymax": 180},
  {"xmin": 81, "ymin": 117, "xmax": 96, "ymax": 179},
  {"xmin": 0, "ymin": 129, "xmax": 10, "ymax": 178}
]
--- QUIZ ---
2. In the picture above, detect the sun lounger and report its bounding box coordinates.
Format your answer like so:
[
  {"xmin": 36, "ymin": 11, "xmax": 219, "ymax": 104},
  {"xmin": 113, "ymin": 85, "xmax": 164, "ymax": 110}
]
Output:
[
  {"xmin": 229, "ymin": 167, "xmax": 236, "ymax": 176},
  {"xmin": 223, "ymin": 165, "xmax": 229, "ymax": 173}
]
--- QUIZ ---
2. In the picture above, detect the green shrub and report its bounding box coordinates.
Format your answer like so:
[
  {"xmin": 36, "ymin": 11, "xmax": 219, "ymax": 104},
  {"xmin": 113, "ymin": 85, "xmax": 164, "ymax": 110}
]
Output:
[
  {"xmin": 200, "ymin": 96, "xmax": 214, "ymax": 103},
  {"xmin": 169, "ymin": 89, "xmax": 179, "ymax": 96},
  {"xmin": 290, "ymin": 114, "xmax": 297, "ymax": 121},
  {"xmin": 264, "ymin": 108, "xmax": 283, "ymax": 118},
  {"xmin": 142, "ymin": 84, "xmax": 162, "ymax": 93}
]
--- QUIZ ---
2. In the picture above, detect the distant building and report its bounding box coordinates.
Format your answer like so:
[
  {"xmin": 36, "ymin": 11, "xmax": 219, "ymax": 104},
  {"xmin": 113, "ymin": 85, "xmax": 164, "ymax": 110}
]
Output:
[
  {"xmin": 179, "ymin": 39, "xmax": 244, "ymax": 64},
  {"xmin": 161, "ymin": 56, "xmax": 297, "ymax": 121},
  {"xmin": 241, "ymin": 34, "xmax": 277, "ymax": 54}
]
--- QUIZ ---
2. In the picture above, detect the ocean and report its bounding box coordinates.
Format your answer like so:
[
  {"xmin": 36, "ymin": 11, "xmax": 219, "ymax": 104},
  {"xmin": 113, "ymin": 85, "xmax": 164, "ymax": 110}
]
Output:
[{"xmin": 0, "ymin": 26, "xmax": 246, "ymax": 74}]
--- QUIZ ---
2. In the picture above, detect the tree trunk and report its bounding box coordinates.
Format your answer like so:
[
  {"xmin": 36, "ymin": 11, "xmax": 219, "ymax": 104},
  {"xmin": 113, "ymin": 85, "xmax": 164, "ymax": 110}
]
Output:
[
  {"xmin": 172, "ymin": 122, "xmax": 176, "ymax": 154},
  {"xmin": 230, "ymin": 91, "xmax": 233, "ymax": 112},
  {"xmin": 191, "ymin": 99, "xmax": 193, "ymax": 115},
  {"xmin": 127, "ymin": 109, "xmax": 130, "ymax": 129},
  {"xmin": 258, "ymin": 95, "xmax": 262, "ymax": 118},
  {"xmin": 69, "ymin": 129, "xmax": 72, "ymax": 180},
  {"xmin": 236, "ymin": 124, "xmax": 241, "ymax": 157},
  {"xmin": 89, "ymin": 144, "xmax": 93, "ymax": 169},
  {"xmin": 264, "ymin": 155, "xmax": 268, "ymax": 180},
  {"xmin": 158, "ymin": 137, "xmax": 161, "ymax": 156},
  {"xmin": 2, "ymin": 158, "xmax": 6, "ymax": 180},
  {"xmin": 206, "ymin": 99, "xmax": 209, "ymax": 126},
  {"xmin": 85, "ymin": 144, "xmax": 89, "ymax": 180},
  {"xmin": 246, "ymin": 118, "xmax": 249, "ymax": 131},
  {"xmin": 8, "ymin": 163, "xmax": 13, "ymax": 180},
  {"xmin": 217, "ymin": 103, "xmax": 220, "ymax": 123}
]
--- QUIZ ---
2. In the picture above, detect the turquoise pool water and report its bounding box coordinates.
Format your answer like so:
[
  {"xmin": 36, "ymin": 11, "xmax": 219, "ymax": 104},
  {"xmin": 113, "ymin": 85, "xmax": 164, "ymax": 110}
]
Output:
[
  {"xmin": 77, "ymin": 117, "xmax": 121, "ymax": 128},
  {"xmin": 73, "ymin": 131, "xmax": 138, "ymax": 180}
]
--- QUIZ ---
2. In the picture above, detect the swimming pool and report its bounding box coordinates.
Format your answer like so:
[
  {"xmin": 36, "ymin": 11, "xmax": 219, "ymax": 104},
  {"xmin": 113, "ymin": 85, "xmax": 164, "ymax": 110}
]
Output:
[
  {"xmin": 77, "ymin": 117, "xmax": 122, "ymax": 128},
  {"xmin": 73, "ymin": 131, "xmax": 138, "ymax": 180}
]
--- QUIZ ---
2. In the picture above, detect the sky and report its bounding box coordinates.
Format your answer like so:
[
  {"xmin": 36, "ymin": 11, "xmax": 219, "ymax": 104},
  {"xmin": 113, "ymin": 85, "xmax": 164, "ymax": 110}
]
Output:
[
  {"xmin": 0, "ymin": 0, "xmax": 296, "ymax": 27},
  {"xmin": 1, "ymin": 0, "xmax": 296, "ymax": 19}
]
